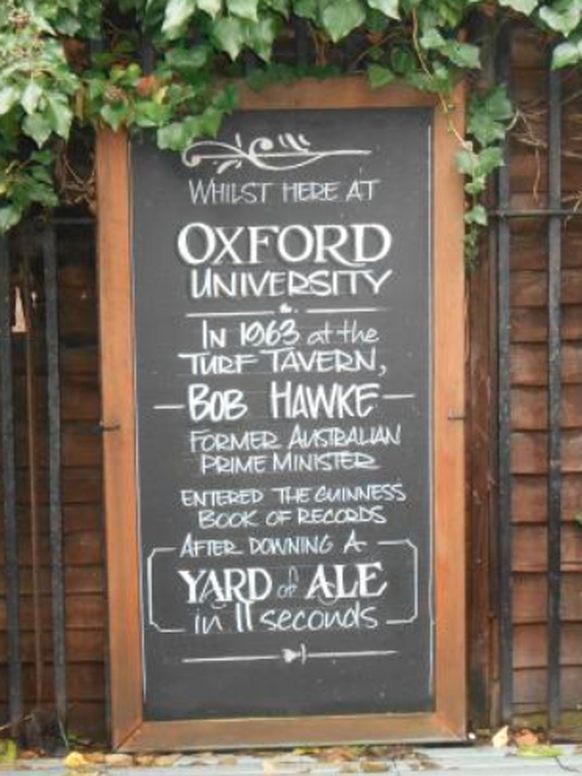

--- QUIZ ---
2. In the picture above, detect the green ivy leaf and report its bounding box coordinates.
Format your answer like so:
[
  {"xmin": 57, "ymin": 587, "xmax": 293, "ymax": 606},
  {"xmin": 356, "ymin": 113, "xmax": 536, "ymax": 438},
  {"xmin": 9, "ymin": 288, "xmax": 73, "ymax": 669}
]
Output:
[
  {"xmin": 576, "ymin": 512, "xmax": 582, "ymax": 528},
  {"xmin": 420, "ymin": 27, "xmax": 445, "ymax": 50},
  {"xmin": 198, "ymin": 0, "xmax": 222, "ymax": 17},
  {"xmin": 157, "ymin": 120, "xmax": 191, "ymax": 150},
  {"xmin": 476, "ymin": 146, "xmax": 504, "ymax": 175},
  {"xmin": 0, "ymin": 206, "xmax": 22, "ymax": 233},
  {"xmin": 321, "ymin": 0, "xmax": 366, "ymax": 42},
  {"xmin": 499, "ymin": 0, "xmax": 538, "ymax": 13},
  {"xmin": 212, "ymin": 16, "xmax": 246, "ymax": 58},
  {"xmin": 465, "ymin": 203, "xmax": 488, "ymax": 226},
  {"xmin": 366, "ymin": 0, "xmax": 400, "ymax": 20},
  {"xmin": 367, "ymin": 63, "xmax": 396, "ymax": 87},
  {"xmin": 211, "ymin": 83, "xmax": 239, "ymax": 112},
  {"xmin": 468, "ymin": 86, "xmax": 513, "ymax": 146},
  {"xmin": 157, "ymin": 107, "xmax": 222, "ymax": 150},
  {"xmin": 245, "ymin": 15, "xmax": 278, "ymax": 60},
  {"xmin": 227, "ymin": 0, "xmax": 259, "ymax": 21},
  {"xmin": 45, "ymin": 92, "xmax": 73, "ymax": 138},
  {"xmin": 420, "ymin": 28, "xmax": 480, "ymax": 68},
  {"xmin": 134, "ymin": 101, "xmax": 172, "ymax": 127},
  {"xmin": 539, "ymin": 1, "xmax": 582, "ymax": 36},
  {"xmin": 456, "ymin": 147, "xmax": 477, "ymax": 175},
  {"xmin": 21, "ymin": 82, "xmax": 44, "ymax": 115},
  {"xmin": 23, "ymin": 113, "xmax": 53, "ymax": 146},
  {"xmin": 552, "ymin": 38, "xmax": 582, "ymax": 68},
  {"xmin": 0, "ymin": 87, "xmax": 20, "ymax": 117},
  {"xmin": 162, "ymin": 0, "xmax": 197, "ymax": 38},
  {"xmin": 100, "ymin": 101, "xmax": 130, "ymax": 131},
  {"xmin": 444, "ymin": 40, "xmax": 480, "ymax": 68},
  {"xmin": 293, "ymin": 0, "xmax": 318, "ymax": 20},
  {"xmin": 165, "ymin": 44, "xmax": 211, "ymax": 77},
  {"xmin": 265, "ymin": 0, "xmax": 289, "ymax": 16}
]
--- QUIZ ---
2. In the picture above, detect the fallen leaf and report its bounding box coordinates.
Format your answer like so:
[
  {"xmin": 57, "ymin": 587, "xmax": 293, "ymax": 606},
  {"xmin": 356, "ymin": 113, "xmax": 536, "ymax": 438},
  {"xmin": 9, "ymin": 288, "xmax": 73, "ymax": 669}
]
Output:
[
  {"xmin": 0, "ymin": 741, "xmax": 16, "ymax": 764},
  {"xmin": 64, "ymin": 751, "xmax": 91, "ymax": 770},
  {"xmin": 492, "ymin": 725, "xmax": 509, "ymax": 748},
  {"xmin": 84, "ymin": 752, "xmax": 106, "ymax": 764},
  {"xmin": 361, "ymin": 762, "xmax": 389, "ymax": 773},
  {"xmin": 262, "ymin": 759, "xmax": 311, "ymax": 774},
  {"xmin": 153, "ymin": 754, "xmax": 181, "ymax": 766},
  {"xmin": 272, "ymin": 754, "xmax": 313, "ymax": 765},
  {"xmin": 320, "ymin": 747, "xmax": 361, "ymax": 763},
  {"xmin": 135, "ymin": 754, "xmax": 156, "ymax": 766},
  {"xmin": 185, "ymin": 754, "xmax": 220, "ymax": 766},
  {"xmin": 515, "ymin": 744, "xmax": 563, "ymax": 758},
  {"xmin": 513, "ymin": 728, "xmax": 540, "ymax": 747},
  {"xmin": 104, "ymin": 753, "xmax": 134, "ymax": 767},
  {"xmin": 217, "ymin": 754, "xmax": 238, "ymax": 765},
  {"xmin": 18, "ymin": 750, "xmax": 39, "ymax": 760}
]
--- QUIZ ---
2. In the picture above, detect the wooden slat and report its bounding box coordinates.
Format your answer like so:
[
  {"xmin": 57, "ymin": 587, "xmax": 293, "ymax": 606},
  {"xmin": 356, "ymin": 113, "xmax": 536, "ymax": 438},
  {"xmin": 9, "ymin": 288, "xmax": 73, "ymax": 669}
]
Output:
[
  {"xmin": 511, "ymin": 306, "xmax": 582, "ymax": 342},
  {"xmin": 511, "ymin": 429, "xmax": 582, "ymax": 473},
  {"xmin": 512, "ymin": 473, "xmax": 582, "ymax": 522},
  {"xmin": 514, "ymin": 666, "xmax": 582, "ymax": 708},
  {"xmin": 510, "ymin": 342, "xmax": 582, "ymax": 385},
  {"xmin": 511, "ymin": 269, "xmax": 582, "ymax": 307},
  {"xmin": 0, "ymin": 566, "xmax": 104, "ymax": 596},
  {"xmin": 511, "ymin": 385, "xmax": 582, "ymax": 429},
  {"xmin": 514, "ymin": 623, "xmax": 582, "ymax": 668},
  {"xmin": 513, "ymin": 573, "xmax": 582, "ymax": 623},
  {"xmin": 513, "ymin": 524, "xmax": 582, "ymax": 573},
  {"xmin": 0, "ymin": 531, "xmax": 103, "ymax": 567},
  {"xmin": 510, "ymin": 231, "xmax": 582, "ymax": 270},
  {"xmin": 14, "ymin": 469, "xmax": 102, "ymax": 505}
]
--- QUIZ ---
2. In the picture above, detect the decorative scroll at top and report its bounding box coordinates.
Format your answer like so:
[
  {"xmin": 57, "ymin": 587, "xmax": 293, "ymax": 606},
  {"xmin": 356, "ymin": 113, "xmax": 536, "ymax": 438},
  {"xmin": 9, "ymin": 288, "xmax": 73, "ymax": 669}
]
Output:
[{"xmin": 181, "ymin": 132, "xmax": 371, "ymax": 174}]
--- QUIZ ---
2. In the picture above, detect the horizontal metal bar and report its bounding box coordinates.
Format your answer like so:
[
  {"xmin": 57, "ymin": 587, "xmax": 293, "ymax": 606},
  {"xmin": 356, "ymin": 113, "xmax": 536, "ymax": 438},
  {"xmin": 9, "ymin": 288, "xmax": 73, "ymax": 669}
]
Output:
[
  {"xmin": 489, "ymin": 208, "xmax": 582, "ymax": 219},
  {"xmin": 50, "ymin": 217, "xmax": 95, "ymax": 226}
]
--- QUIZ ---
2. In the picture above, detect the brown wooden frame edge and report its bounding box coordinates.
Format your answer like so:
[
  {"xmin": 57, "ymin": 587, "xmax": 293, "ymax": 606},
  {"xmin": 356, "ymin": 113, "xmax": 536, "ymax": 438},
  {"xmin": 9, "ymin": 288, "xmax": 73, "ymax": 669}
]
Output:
[{"xmin": 96, "ymin": 76, "xmax": 467, "ymax": 751}]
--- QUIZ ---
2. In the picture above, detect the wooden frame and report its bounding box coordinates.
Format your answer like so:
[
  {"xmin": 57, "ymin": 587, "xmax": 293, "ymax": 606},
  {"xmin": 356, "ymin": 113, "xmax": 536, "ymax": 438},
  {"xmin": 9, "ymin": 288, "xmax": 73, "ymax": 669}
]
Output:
[{"xmin": 97, "ymin": 78, "xmax": 466, "ymax": 751}]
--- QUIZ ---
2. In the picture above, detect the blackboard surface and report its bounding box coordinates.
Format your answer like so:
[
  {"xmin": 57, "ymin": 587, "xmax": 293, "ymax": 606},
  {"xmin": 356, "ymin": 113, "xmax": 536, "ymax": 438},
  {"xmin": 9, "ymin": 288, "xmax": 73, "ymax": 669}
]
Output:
[{"xmin": 130, "ymin": 108, "xmax": 433, "ymax": 722}]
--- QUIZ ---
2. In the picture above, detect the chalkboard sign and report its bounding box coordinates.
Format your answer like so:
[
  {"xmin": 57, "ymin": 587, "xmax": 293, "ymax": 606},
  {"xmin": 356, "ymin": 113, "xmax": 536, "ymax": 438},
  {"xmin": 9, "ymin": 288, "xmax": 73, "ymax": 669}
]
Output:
[{"xmin": 98, "ymin": 80, "xmax": 466, "ymax": 750}]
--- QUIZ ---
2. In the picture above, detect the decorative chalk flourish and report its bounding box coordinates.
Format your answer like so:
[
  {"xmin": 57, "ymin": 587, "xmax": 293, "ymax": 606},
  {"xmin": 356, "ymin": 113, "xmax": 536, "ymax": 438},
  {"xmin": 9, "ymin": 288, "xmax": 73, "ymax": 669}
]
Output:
[
  {"xmin": 182, "ymin": 645, "xmax": 398, "ymax": 665},
  {"xmin": 181, "ymin": 132, "xmax": 370, "ymax": 173}
]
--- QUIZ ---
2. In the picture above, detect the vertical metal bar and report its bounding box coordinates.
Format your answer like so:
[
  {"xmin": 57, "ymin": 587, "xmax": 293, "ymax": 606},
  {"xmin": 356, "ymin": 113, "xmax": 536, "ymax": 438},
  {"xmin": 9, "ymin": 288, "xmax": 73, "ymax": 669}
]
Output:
[
  {"xmin": 43, "ymin": 225, "xmax": 67, "ymax": 724},
  {"xmin": 140, "ymin": 37, "xmax": 155, "ymax": 74},
  {"xmin": 547, "ymin": 67, "xmax": 562, "ymax": 731},
  {"xmin": 496, "ymin": 24, "xmax": 513, "ymax": 725},
  {"xmin": 22, "ymin": 255, "xmax": 44, "ymax": 707},
  {"xmin": 0, "ymin": 236, "xmax": 22, "ymax": 728},
  {"xmin": 293, "ymin": 16, "xmax": 309, "ymax": 66}
]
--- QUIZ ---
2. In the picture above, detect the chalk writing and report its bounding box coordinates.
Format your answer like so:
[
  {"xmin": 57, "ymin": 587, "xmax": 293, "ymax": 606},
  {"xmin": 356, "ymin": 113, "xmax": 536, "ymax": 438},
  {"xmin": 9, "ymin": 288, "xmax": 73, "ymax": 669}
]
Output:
[{"xmin": 131, "ymin": 108, "xmax": 433, "ymax": 720}]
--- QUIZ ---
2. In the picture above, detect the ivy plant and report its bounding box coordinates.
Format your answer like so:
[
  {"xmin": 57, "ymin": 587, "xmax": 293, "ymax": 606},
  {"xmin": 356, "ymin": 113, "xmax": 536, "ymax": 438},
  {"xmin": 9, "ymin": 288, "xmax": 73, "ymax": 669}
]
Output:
[{"xmin": 0, "ymin": 0, "xmax": 575, "ymax": 265}]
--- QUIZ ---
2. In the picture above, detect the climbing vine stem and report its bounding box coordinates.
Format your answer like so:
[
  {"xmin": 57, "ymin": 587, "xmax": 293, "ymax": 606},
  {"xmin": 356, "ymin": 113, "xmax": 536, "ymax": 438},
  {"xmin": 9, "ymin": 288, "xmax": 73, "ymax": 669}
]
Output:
[{"xmin": 0, "ymin": 0, "xmax": 578, "ymax": 266}]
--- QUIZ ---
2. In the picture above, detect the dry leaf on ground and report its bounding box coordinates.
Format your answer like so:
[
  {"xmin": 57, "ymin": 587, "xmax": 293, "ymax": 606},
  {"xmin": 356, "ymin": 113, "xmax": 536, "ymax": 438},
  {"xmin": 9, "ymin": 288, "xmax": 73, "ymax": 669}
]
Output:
[
  {"xmin": 492, "ymin": 725, "xmax": 510, "ymax": 748},
  {"xmin": 153, "ymin": 754, "xmax": 182, "ymax": 767},
  {"xmin": 513, "ymin": 728, "xmax": 540, "ymax": 747},
  {"xmin": 64, "ymin": 751, "xmax": 92, "ymax": 770},
  {"xmin": 361, "ymin": 761, "xmax": 389, "ymax": 773},
  {"xmin": 104, "ymin": 753, "xmax": 134, "ymax": 767},
  {"xmin": 135, "ymin": 754, "xmax": 156, "ymax": 766}
]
